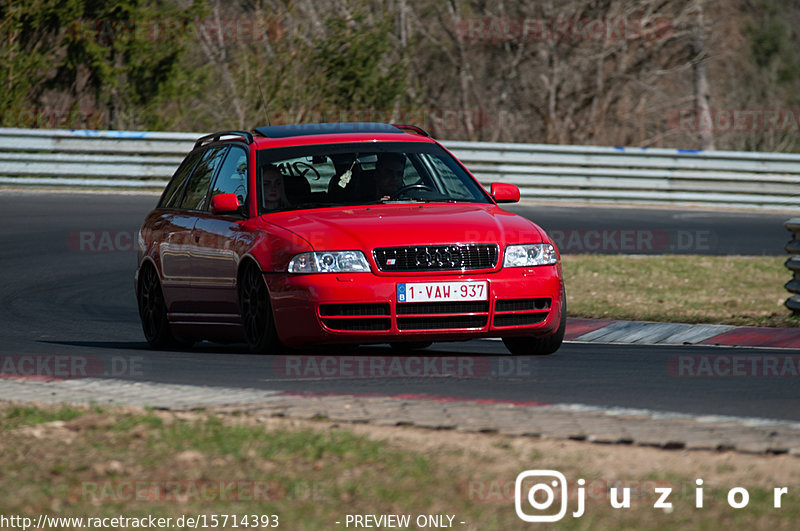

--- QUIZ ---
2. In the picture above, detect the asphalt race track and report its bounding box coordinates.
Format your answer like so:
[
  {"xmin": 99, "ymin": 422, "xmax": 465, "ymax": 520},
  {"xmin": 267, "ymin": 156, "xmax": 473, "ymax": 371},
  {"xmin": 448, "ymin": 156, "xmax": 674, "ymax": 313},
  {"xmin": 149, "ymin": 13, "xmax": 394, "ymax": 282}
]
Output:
[
  {"xmin": 507, "ymin": 203, "xmax": 793, "ymax": 255},
  {"xmin": 1, "ymin": 191, "xmax": 797, "ymax": 421}
]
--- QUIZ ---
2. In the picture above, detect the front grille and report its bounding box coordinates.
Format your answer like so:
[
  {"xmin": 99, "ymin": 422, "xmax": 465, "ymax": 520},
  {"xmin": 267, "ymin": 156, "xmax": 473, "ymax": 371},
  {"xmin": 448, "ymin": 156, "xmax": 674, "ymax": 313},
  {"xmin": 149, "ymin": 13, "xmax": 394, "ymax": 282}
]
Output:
[
  {"xmin": 320, "ymin": 296, "xmax": 553, "ymax": 332},
  {"xmin": 374, "ymin": 244, "xmax": 498, "ymax": 272},
  {"xmin": 397, "ymin": 316, "xmax": 488, "ymax": 330},
  {"xmin": 493, "ymin": 313, "xmax": 548, "ymax": 327},
  {"xmin": 495, "ymin": 298, "xmax": 551, "ymax": 312},
  {"xmin": 321, "ymin": 318, "xmax": 391, "ymax": 331},
  {"xmin": 319, "ymin": 303, "xmax": 390, "ymax": 331},
  {"xmin": 396, "ymin": 301, "xmax": 489, "ymax": 315},
  {"xmin": 319, "ymin": 303, "xmax": 390, "ymax": 317}
]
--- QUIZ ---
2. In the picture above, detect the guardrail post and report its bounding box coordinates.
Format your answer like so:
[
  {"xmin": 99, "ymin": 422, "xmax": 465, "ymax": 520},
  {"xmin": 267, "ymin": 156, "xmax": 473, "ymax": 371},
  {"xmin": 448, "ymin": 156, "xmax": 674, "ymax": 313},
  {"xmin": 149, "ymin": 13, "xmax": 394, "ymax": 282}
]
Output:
[{"xmin": 786, "ymin": 218, "xmax": 800, "ymax": 314}]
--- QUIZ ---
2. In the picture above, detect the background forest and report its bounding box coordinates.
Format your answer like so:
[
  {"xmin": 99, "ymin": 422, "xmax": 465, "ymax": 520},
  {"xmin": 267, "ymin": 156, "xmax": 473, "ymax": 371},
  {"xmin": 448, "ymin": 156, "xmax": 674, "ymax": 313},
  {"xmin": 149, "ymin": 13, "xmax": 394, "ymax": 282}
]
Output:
[{"xmin": 2, "ymin": 0, "xmax": 799, "ymax": 151}]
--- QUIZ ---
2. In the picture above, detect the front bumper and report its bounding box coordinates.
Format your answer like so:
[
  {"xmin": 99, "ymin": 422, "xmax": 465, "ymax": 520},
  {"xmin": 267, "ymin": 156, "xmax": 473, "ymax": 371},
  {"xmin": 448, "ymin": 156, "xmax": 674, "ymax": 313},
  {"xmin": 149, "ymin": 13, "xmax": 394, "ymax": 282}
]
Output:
[{"xmin": 266, "ymin": 266, "xmax": 563, "ymax": 347}]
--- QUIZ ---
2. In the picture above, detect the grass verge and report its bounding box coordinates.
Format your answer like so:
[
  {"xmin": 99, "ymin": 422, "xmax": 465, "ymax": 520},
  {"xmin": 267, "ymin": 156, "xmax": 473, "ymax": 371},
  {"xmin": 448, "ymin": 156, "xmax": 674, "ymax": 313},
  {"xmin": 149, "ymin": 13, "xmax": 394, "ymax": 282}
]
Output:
[
  {"xmin": 562, "ymin": 255, "xmax": 799, "ymax": 327},
  {"xmin": 2, "ymin": 403, "xmax": 799, "ymax": 530}
]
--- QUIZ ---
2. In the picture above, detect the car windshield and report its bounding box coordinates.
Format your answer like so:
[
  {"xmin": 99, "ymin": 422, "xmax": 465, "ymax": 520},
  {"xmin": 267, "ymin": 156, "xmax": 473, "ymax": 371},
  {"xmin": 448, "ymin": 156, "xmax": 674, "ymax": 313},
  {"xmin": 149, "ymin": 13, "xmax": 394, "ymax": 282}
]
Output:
[{"xmin": 255, "ymin": 141, "xmax": 492, "ymax": 214}]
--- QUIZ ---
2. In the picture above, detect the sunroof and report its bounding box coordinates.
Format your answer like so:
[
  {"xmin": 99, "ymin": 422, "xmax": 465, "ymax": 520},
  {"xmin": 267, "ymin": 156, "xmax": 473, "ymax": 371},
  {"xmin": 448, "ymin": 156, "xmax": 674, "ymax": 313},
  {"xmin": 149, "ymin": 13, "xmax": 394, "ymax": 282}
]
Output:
[{"xmin": 254, "ymin": 122, "xmax": 403, "ymax": 138}]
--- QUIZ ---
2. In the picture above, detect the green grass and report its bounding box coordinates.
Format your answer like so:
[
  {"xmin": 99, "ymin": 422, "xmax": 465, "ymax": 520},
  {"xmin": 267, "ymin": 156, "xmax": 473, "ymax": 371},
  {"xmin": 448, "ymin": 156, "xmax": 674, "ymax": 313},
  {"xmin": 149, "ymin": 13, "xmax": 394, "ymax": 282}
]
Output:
[
  {"xmin": 562, "ymin": 255, "xmax": 799, "ymax": 327},
  {"xmin": 0, "ymin": 406, "xmax": 443, "ymax": 527},
  {"xmin": 2, "ymin": 404, "xmax": 87, "ymax": 430},
  {"xmin": 2, "ymin": 404, "xmax": 799, "ymax": 530}
]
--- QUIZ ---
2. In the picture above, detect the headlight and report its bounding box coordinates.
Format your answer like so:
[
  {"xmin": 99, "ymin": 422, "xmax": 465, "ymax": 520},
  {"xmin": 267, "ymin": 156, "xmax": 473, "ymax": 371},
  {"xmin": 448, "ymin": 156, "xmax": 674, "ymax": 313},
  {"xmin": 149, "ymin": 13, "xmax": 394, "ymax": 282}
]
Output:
[
  {"xmin": 287, "ymin": 251, "xmax": 371, "ymax": 273},
  {"xmin": 503, "ymin": 244, "xmax": 558, "ymax": 267}
]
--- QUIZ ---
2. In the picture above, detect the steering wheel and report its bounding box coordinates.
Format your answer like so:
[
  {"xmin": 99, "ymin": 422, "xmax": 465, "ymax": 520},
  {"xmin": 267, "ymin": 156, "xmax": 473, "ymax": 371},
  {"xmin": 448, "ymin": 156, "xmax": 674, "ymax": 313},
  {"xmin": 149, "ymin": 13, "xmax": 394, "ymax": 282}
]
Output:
[
  {"xmin": 391, "ymin": 183, "xmax": 434, "ymax": 197},
  {"xmin": 293, "ymin": 161, "xmax": 321, "ymax": 181}
]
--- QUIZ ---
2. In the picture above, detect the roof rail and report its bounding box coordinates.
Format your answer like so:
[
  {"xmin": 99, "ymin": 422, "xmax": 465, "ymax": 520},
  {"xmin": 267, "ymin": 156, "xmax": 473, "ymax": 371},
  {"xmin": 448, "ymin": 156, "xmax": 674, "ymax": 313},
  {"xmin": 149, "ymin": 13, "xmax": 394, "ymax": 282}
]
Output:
[
  {"xmin": 193, "ymin": 130, "xmax": 254, "ymax": 149},
  {"xmin": 392, "ymin": 124, "xmax": 432, "ymax": 137},
  {"xmin": 254, "ymin": 122, "xmax": 402, "ymax": 138}
]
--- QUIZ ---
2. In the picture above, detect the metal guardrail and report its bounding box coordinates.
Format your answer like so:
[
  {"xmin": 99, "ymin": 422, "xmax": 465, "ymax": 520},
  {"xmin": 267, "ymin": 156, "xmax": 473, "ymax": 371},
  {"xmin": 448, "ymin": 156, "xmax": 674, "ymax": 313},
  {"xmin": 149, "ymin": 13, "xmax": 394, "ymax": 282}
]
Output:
[
  {"xmin": 0, "ymin": 127, "xmax": 799, "ymax": 209},
  {"xmin": 786, "ymin": 218, "xmax": 800, "ymax": 314},
  {"xmin": 0, "ymin": 128, "xmax": 195, "ymax": 189},
  {"xmin": 446, "ymin": 141, "xmax": 800, "ymax": 209}
]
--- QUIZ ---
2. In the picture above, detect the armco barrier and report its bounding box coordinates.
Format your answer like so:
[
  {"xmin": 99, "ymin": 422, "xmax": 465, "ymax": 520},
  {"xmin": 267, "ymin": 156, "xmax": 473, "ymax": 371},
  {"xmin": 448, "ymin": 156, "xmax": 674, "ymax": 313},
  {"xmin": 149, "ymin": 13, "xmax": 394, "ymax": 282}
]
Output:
[
  {"xmin": 0, "ymin": 127, "xmax": 799, "ymax": 209},
  {"xmin": 445, "ymin": 141, "xmax": 800, "ymax": 209},
  {"xmin": 786, "ymin": 218, "xmax": 800, "ymax": 313},
  {"xmin": 0, "ymin": 128, "xmax": 195, "ymax": 190}
]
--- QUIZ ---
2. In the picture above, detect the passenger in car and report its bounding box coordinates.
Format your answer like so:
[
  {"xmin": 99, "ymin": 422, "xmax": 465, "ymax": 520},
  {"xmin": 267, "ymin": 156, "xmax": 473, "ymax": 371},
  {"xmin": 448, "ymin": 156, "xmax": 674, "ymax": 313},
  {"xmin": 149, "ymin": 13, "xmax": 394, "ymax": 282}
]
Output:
[{"xmin": 261, "ymin": 164, "xmax": 289, "ymax": 211}]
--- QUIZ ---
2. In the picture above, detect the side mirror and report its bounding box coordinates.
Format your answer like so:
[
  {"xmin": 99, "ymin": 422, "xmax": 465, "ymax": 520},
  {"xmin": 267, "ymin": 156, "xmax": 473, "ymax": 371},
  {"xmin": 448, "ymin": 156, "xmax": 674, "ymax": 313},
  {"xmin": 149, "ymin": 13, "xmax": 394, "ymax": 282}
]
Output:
[
  {"xmin": 491, "ymin": 183, "xmax": 520, "ymax": 204},
  {"xmin": 210, "ymin": 193, "xmax": 241, "ymax": 215}
]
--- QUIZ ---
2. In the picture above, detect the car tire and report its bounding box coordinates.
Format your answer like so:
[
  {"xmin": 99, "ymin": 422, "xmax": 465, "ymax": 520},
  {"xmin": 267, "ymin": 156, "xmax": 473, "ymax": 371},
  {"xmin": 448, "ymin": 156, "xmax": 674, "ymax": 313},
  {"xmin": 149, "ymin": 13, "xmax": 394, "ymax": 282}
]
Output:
[
  {"xmin": 137, "ymin": 263, "xmax": 184, "ymax": 349},
  {"xmin": 502, "ymin": 292, "xmax": 566, "ymax": 356},
  {"xmin": 239, "ymin": 261, "xmax": 281, "ymax": 354}
]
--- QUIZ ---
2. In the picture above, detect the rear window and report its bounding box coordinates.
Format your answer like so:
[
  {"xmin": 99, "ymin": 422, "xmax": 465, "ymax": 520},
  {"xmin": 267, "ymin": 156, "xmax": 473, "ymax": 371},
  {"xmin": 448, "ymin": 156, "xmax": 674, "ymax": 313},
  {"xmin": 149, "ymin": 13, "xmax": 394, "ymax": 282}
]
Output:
[
  {"xmin": 159, "ymin": 150, "xmax": 202, "ymax": 208},
  {"xmin": 180, "ymin": 146, "xmax": 227, "ymax": 210}
]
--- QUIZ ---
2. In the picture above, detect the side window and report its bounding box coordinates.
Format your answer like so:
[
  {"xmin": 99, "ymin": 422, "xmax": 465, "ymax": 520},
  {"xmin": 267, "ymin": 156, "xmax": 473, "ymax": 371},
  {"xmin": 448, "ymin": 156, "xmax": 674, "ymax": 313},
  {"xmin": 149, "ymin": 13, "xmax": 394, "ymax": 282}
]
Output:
[
  {"xmin": 425, "ymin": 153, "xmax": 476, "ymax": 200},
  {"xmin": 209, "ymin": 146, "xmax": 248, "ymax": 206},
  {"xmin": 180, "ymin": 146, "xmax": 227, "ymax": 210},
  {"xmin": 402, "ymin": 157, "xmax": 422, "ymax": 185},
  {"xmin": 159, "ymin": 150, "xmax": 202, "ymax": 208}
]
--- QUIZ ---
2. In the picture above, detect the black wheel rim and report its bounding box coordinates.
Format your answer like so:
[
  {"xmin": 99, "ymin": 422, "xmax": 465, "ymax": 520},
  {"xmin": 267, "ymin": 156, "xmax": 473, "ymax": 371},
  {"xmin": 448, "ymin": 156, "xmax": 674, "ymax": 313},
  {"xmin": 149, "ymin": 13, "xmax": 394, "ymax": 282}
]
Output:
[
  {"xmin": 240, "ymin": 265, "xmax": 269, "ymax": 346},
  {"xmin": 138, "ymin": 266, "xmax": 164, "ymax": 342}
]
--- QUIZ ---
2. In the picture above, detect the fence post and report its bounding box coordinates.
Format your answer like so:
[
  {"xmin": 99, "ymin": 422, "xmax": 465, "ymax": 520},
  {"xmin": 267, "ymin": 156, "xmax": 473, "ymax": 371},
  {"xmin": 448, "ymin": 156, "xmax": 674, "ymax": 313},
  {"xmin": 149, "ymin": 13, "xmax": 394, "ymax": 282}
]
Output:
[{"xmin": 785, "ymin": 218, "xmax": 800, "ymax": 314}]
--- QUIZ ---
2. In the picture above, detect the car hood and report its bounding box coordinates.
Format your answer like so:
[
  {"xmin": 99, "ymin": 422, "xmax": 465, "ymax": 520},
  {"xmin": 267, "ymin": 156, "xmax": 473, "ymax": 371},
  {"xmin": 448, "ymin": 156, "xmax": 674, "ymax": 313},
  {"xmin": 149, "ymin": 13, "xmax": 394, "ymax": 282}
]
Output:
[{"xmin": 260, "ymin": 203, "xmax": 545, "ymax": 250}]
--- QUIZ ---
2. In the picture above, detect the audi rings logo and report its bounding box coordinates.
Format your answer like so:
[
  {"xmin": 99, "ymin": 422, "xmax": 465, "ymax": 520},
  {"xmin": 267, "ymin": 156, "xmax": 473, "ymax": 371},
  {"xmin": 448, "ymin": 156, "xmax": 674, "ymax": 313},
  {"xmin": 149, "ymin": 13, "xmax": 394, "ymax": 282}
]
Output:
[
  {"xmin": 415, "ymin": 247, "xmax": 459, "ymax": 268},
  {"xmin": 414, "ymin": 250, "xmax": 431, "ymax": 267}
]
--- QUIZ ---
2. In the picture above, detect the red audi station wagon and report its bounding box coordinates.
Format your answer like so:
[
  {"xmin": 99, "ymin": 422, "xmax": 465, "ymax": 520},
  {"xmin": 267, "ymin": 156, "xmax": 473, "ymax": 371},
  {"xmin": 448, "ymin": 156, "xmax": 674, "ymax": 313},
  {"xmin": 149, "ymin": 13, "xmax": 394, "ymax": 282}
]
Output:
[{"xmin": 135, "ymin": 123, "xmax": 565, "ymax": 355}]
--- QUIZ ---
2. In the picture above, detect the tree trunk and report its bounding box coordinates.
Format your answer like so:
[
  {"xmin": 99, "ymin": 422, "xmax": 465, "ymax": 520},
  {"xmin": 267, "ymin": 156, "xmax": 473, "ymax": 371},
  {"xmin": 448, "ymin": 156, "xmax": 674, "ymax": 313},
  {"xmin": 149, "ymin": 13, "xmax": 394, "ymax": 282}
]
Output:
[{"xmin": 692, "ymin": 2, "xmax": 715, "ymax": 151}]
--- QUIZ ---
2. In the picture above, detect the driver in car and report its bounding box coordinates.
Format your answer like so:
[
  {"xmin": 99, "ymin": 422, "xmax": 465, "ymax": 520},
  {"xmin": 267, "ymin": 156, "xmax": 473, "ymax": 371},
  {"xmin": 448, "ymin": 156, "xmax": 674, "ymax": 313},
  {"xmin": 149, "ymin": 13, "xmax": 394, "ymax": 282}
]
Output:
[{"xmin": 373, "ymin": 152, "xmax": 406, "ymax": 200}]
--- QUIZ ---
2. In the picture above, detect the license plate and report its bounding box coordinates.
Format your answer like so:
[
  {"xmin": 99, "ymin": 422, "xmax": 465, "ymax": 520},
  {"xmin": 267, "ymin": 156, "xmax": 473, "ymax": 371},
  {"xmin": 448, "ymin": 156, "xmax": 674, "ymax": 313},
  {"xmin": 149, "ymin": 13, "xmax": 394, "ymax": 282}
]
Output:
[{"xmin": 397, "ymin": 281, "xmax": 488, "ymax": 303}]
